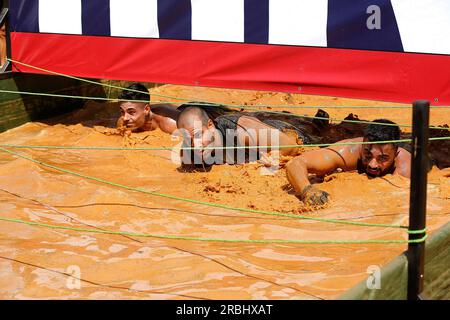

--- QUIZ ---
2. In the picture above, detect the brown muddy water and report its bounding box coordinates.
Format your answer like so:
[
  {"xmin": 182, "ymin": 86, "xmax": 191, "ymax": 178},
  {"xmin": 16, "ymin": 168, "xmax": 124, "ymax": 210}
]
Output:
[{"xmin": 0, "ymin": 85, "xmax": 449, "ymax": 299}]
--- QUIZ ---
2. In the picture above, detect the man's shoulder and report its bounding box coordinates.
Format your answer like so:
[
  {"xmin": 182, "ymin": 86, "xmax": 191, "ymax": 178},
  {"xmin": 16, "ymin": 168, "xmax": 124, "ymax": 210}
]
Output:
[
  {"xmin": 152, "ymin": 104, "xmax": 179, "ymax": 120},
  {"xmin": 397, "ymin": 147, "xmax": 412, "ymax": 163},
  {"xmin": 398, "ymin": 146, "xmax": 412, "ymax": 156}
]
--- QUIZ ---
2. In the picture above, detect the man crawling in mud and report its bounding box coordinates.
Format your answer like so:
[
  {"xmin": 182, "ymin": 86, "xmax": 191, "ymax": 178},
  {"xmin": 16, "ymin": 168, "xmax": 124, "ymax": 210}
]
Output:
[
  {"xmin": 175, "ymin": 106, "xmax": 327, "ymax": 168},
  {"xmin": 286, "ymin": 119, "xmax": 411, "ymax": 206},
  {"xmin": 117, "ymin": 83, "xmax": 179, "ymax": 133}
]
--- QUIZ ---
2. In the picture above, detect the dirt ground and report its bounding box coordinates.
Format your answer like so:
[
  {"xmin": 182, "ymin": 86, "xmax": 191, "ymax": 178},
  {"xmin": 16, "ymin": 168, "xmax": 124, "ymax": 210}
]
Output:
[{"xmin": 0, "ymin": 84, "xmax": 449, "ymax": 299}]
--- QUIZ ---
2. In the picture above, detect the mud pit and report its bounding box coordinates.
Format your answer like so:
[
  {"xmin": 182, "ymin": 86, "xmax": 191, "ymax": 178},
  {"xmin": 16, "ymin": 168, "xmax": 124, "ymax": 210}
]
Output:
[{"xmin": 0, "ymin": 85, "xmax": 449, "ymax": 299}]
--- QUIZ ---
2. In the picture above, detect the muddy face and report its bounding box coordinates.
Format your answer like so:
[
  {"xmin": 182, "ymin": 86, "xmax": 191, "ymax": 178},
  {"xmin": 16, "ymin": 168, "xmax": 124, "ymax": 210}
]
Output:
[
  {"xmin": 180, "ymin": 118, "xmax": 218, "ymax": 164},
  {"xmin": 119, "ymin": 102, "xmax": 149, "ymax": 131},
  {"xmin": 360, "ymin": 142, "xmax": 397, "ymax": 177}
]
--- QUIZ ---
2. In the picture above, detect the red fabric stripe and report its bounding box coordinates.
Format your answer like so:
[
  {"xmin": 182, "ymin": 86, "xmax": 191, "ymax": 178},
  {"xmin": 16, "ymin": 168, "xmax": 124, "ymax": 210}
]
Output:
[{"xmin": 10, "ymin": 32, "xmax": 450, "ymax": 105}]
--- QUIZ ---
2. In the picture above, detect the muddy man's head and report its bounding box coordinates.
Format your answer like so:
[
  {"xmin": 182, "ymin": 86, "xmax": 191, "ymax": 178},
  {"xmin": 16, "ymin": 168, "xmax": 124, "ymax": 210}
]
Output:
[
  {"xmin": 118, "ymin": 83, "xmax": 151, "ymax": 132},
  {"xmin": 176, "ymin": 106, "xmax": 218, "ymax": 165},
  {"xmin": 361, "ymin": 119, "xmax": 401, "ymax": 177}
]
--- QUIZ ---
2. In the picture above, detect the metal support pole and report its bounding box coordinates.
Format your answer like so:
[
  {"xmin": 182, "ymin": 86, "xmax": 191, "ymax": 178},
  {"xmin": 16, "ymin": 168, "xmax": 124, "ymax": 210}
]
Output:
[{"xmin": 407, "ymin": 100, "xmax": 430, "ymax": 300}]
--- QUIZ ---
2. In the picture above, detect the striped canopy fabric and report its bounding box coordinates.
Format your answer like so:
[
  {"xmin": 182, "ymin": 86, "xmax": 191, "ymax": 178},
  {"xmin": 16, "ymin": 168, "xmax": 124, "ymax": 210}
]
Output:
[{"xmin": 8, "ymin": 0, "xmax": 450, "ymax": 104}]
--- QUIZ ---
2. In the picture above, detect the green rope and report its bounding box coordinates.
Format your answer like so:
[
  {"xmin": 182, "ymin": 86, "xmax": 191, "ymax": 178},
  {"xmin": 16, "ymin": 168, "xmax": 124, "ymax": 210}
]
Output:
[
  {"xmin": 7, "ymin": 58, "xmax": 449, "ymax": 131},
  {"xmin": 1, "ymin": 137, "xmax": 449, "ymax": 152},
  {"xmin": 0, "ymin": 87, "xmax": 448, "ymax": 131},
  {"xmin": 1, "ymin": 88, "xmax": 448, "ymax": 110},
  {"xmin": 0, "ymin": 89, "xmax": 177, "ymax": 105},
  {"xmin": 408, "ymin": 228, "xmax": 427, "ymax": 235},
  {"xmin": 0, "ymin": 217, "xmax": 427, "ymax": 244},
  {"xmin": 0, "ymin": 146, "xmax": 408, "ymax": 230}
]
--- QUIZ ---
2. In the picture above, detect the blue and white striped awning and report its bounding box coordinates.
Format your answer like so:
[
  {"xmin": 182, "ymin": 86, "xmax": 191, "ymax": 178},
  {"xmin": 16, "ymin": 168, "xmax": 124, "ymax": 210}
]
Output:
[{"xmin": 11, "ymin": 0, "xmax": 450, "ymax": 55}]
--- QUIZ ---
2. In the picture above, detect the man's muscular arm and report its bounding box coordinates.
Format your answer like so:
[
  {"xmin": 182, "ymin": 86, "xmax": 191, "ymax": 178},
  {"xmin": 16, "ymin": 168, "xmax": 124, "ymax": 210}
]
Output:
[
  {"xmin": 286, "ymin": 140, "xmax": 360, "ymax": 205},
  {"xmin": 393, "ymin": 148, "xmax": 411, "ymax": 178}
]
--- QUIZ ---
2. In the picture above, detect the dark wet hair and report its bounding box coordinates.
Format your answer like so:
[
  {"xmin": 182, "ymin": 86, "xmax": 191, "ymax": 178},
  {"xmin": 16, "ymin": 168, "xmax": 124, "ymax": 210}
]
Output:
[
  {"xmin": 118, "ymin": 83, "xmax": 150, "ymax": 102},
  {"xmin": 364, "ymin": 119, "xmax": 400, "ymax": 146},
  {"xmin": 177, "ymin": 106, "xmax": 210, "ymax": 127}
]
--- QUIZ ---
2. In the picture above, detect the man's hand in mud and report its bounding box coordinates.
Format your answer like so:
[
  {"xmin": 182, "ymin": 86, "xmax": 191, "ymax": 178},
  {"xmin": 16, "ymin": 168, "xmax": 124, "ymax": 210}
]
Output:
[
  {"xmin": 298, "ymin": 185, "xmax": 330, "ymax": 206},
  {"xmin": 258, "ymin": 151, "xmax": 279, "ymax": 168},
  {"xmin": 258, "ymin": 151, "xmax": 292, "ymax": 168}
]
